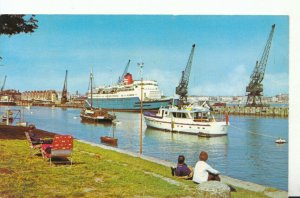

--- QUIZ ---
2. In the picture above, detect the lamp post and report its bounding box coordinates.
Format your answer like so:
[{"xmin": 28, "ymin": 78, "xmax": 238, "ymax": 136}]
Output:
[{"xmin": 138, "ymin": 62, "xmax": 144, "ymax": 155}]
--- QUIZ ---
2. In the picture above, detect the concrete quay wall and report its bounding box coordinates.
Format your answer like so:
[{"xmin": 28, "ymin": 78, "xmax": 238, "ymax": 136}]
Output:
[{"xmin": 213, "ymin": 106, "xmax": 288, "ymax": 117}]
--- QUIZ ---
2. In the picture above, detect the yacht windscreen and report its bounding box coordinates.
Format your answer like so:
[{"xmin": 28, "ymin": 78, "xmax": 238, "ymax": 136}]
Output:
[
  {"xmin": 172, "ymin": 112, "xmax": 187, "ymax": 118},
  {"xmin": 193, "ymin": 112, "xmax": 208, "ymax": 119}
]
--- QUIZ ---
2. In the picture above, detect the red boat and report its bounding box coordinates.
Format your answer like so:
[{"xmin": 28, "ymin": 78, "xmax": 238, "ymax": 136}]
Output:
[{"xmin": 100, "ymin": 136, "xmax": 118, "ymax": 146}]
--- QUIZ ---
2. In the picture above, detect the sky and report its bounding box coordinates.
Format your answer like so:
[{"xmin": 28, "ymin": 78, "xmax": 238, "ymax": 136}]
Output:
[{"xmin": 0, "ymin": 15, "xmax": 289, "ymax": 96}]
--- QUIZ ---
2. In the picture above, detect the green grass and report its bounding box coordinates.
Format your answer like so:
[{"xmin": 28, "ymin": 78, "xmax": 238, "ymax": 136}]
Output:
[{"xmin": 0, "ymin": 140, "xmax": 268, "ymax": 197}]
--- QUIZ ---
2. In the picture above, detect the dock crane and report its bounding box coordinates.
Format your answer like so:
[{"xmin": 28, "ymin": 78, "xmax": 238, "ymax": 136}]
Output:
[
  {"xmin": 176, "ymin": 44, "xmax": 196, "ymax": 106},
  {"xmin": 245, "ymin": 24, "xmax": 275, "ymax": 107},
  {"xmin": 1, "ymin": 75, "xmax": 6, "ymax": 91},
  {"xmin": 61, "ymin": 70, "xmax": 68, "ymax": 104},
  {"xmin": 118, "ymin": 60, "xmax": 131, "ymax": 84}
]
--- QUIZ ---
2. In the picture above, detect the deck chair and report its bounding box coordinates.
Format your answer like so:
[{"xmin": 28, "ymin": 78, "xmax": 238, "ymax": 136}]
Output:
[
  {"xmin": 41, "ymin": 135, "xmax": 73, "ymax": 166},
  {"xmin": 24, "ymin": 131, "xmax": 42, "ymax": 155}
]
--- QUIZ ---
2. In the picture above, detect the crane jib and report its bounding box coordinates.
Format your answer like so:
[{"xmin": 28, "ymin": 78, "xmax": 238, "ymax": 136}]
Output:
[{"xmin": 175, "ymin": 44, "xmax": 196, "ymax": 105}]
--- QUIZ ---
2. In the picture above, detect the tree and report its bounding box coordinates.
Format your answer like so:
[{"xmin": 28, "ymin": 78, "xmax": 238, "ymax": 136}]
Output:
[
  {"xmin": 0, "ymin": 14, "xmax": 38, "ymax": 35},
  {"xmin": 0, "ymin": 15, "xmax": 38, "ymax": 60}
]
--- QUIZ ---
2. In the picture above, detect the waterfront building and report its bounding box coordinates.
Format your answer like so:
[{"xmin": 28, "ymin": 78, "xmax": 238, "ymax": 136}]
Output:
[
  {"xmin": 21, "ymin": 90, "xmax": 58, "ymax": 102},
  {"xmin": 276, "ymin": 93, "xmax": 288, "ymax": 103},
  {"xmin": 0, "ymin": 89, "xmax": 21, "ymax": 105},
  {"xmin": 186, "ymin": 94, "xmax": 287, "ymax": 106}
]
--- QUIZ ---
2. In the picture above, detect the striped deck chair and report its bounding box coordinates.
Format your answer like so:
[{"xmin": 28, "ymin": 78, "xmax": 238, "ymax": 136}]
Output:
[
  {"xmin": 24, "ymin": 131, "xmax": 42, "ymax": 155},
  {"xmin": 41, "ymin": 135, "xmax": 73, "ymax": 166}
]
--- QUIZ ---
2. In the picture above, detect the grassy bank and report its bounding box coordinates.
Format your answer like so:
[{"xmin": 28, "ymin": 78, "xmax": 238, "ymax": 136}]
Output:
[{"xmin": 0, "ymin": 138, "xmax": 268, "ymax": 197}]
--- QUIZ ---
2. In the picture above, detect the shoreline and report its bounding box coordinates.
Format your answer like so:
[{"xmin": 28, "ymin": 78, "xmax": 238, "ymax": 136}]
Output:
[
  {"xmin": 0, "ymin": 125, "xmax": 287, "ymax": 197},
  {"xmin": 78, "ymin": 139, "xmax": 288, "ymax": 195},
  {"xmin": 1, "ymin": 103, "xmax": 289, "ymax": 117}
]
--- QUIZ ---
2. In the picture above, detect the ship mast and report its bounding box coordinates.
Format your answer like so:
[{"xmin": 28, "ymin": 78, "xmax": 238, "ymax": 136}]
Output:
[
  {"xmin": 138, "ymin": 62, "xmax": 144, "ymax": 155},
  {"xmin": 90, "ymin": 71, "xmax": 93, "ymax": 109}
]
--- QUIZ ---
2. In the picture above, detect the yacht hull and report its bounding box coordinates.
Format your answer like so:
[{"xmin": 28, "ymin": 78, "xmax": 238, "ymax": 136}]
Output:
[{"xmin": 144, "ymin": 108, "xmax": 229, "ymax": 137}]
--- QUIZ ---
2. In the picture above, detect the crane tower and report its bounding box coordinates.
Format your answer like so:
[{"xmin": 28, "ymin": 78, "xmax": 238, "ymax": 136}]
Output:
[
  {"xmin": 1, "ymin": 75, "xmax": 6, "ymax": 92},
  {"xmin": 176, "ymin": 44, "xmax": 196, "ymax": 106},
  {"xmin": 61, "ymin": 70, "xmax": 68, "ymax": 104},
  {"xmin": 245, "ymin": 24, "xmax": 275, "ymax": 107}
]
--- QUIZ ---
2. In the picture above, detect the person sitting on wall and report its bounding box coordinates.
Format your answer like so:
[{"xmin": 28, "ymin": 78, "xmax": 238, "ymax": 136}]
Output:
[
  {"xmin": 192, "ymin": 151, "xmax": 221, "ymax": 184},
  {"xmin": 171, "ymin": 155, "xmax": 193, "ymax": 179}
]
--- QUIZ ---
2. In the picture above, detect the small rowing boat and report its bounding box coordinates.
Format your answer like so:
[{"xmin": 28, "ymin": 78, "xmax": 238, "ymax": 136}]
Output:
[
  {"xmin": 275, "ymin": 138, "xmax": 287, "ymax": 144},
  {"xmin": 100, "ymin": 136, "xmax": 118, "ymax": 145},
  {"xmin": 100, "ymin": 125, "xmax": 118, "ymax": 146}
]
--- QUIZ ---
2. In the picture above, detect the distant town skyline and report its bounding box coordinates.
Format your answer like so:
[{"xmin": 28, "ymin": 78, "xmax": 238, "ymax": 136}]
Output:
[{"xmin": 0, "ymin": 15, "xmax": 288, "ymax": 97}]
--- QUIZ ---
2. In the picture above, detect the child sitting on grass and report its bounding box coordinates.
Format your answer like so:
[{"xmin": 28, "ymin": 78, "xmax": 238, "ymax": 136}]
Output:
[{"xmin": 171, "ymin": 155, "xmax": 193, "ymax": 179}]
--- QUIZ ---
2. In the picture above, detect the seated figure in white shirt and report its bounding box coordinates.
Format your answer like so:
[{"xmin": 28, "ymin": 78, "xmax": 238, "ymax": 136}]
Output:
[{"xmin": 192, "ymin": 151, "xmax": 221, "ymax": 184}]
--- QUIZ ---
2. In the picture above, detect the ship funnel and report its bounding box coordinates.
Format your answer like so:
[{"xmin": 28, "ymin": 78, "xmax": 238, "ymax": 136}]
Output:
[{"xmin": 124, "ymin": 73, "xmax": 133, "ymax": 85}]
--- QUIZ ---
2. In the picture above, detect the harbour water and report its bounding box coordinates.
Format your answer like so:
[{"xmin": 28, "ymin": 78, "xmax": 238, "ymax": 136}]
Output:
[{"xmin": 0, "ymin": 106, "xmax": 288, "ymax": 190}]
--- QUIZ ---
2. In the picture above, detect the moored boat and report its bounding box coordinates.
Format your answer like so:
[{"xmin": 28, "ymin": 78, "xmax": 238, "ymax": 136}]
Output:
[
  {"xmin": 1, "ymin": 110, "xmax": 14, "ymax": 123},
  {"xmin": 0, "ymin": 100, "xmax": 16, "ymax": 106},
  {"xmin": 80, "ymin": 108, "xmax": 116, "ymax": 123},
  {"xmin": 144, "ymin": 105, "xmax": 229, "ymax": 137},
  {"xmin": 81, "ymin": 71, "xmax": 116, "ymax": 123},
  {"xmin": 275, "ymin": 138, "xmax": 287, "ymax": 144},
  {"xmin": 100, "ymin": 125, "xmax": 118, "ymax": 146},
  {"xmin": 100, "ymin": 136, "xmax": 118, "ymax": 145}
]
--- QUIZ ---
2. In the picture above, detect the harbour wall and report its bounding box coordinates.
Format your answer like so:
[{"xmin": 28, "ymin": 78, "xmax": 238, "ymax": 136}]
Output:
[
  {"xmin": 212, "ymin": 106, "xmax": 289, "ymax": 117},
  {"xmin": 2, "ymin": 103, "xmax": 289, "ymax": 117}
]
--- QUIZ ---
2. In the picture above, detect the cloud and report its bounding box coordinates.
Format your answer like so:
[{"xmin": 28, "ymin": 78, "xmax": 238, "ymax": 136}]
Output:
[
  {"xmin": 190, "ymin": 64, "xmax": 249, "ymax": 96},
  {"xmin": 264, "ymin": 73, "xmax": 289, "ymax": 96},
  {"xmin": 188, "ymin": 65, "xmax": 288, "ymax": 96},
  {"xmin": 139, "ymin": 69, "xmax": 180, "ymax": 96},
  {"xmin": 136, "ymin": 64, "xmax": 250, "ymax": 97},
  {"xmin": 134, "ymin": 64, "xmax": 289, "ymax": 97}
]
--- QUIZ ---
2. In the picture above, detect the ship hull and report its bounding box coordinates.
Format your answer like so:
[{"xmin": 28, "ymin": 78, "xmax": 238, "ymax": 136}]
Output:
[
  {"xmin": 87, "ymin": 97, "xmax": 172, "ymax": 111},
  {"xmin": 0, "ymin": 101, "xmax": 16, "ymax": 106},
  {"xmin": 100, "ymin": 136, "xmax": 118, "ymax": 145},
  {"xmin": 80, "ymin": 108, "xmax": 115, "ymax": 123},
  {"xmin": 80, "ymin": 114, "xmax": 113, "ymax": 123}
]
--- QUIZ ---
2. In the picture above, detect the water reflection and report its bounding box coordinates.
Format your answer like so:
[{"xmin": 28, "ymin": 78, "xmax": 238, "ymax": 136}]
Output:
[
  {"xmin": 80, "ymin": 120, "xmax": 112, "ymax": 127},
  {"xmin": 143, "ymin": 127, "xmax": 229, "ymax": 171},
  {"xmin": 145, "ymin": 127, "xmax": 228, "ymax": 145}
]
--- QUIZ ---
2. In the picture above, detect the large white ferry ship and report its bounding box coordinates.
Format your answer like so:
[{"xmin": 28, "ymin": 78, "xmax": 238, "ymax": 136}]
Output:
[{"xmin": 87, "ymin": 72, "xmax": 172, "ymax": 111}]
